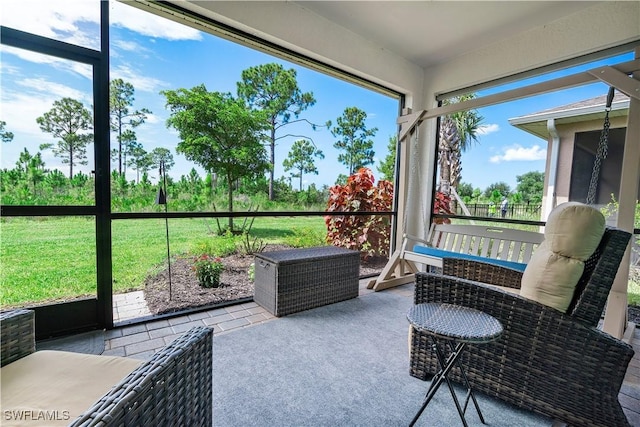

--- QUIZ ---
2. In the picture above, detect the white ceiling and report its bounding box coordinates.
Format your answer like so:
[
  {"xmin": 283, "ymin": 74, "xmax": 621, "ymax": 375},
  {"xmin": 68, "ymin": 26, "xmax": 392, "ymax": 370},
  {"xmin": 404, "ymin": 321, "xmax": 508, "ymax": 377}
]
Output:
[{"xmin": 292, "ymin": 1, "xmax": 600, "ymax": 69}]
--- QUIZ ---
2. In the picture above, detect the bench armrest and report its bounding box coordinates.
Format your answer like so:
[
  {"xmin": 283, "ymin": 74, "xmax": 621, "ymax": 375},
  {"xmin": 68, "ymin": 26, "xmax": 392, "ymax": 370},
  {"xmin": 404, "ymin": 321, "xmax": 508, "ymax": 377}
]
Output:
[{"xmin": 1, "ymin": 309, "xmax": 35, "ymax": 367}]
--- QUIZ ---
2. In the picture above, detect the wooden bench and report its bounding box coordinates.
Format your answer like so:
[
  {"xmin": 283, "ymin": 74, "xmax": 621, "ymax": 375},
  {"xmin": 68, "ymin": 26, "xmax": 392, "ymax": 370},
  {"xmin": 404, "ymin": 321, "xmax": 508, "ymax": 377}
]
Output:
[{"xmin": 368, "ymin": 223, "xmax": 544, "ymax": 291}]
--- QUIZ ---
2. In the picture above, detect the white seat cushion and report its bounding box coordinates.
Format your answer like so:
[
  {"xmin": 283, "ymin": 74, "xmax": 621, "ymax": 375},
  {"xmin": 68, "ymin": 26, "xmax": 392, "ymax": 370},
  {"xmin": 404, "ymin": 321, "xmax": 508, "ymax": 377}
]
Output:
[{"xmin": 1, "ymin": 350, "xmax": 142, "ymax": 426}]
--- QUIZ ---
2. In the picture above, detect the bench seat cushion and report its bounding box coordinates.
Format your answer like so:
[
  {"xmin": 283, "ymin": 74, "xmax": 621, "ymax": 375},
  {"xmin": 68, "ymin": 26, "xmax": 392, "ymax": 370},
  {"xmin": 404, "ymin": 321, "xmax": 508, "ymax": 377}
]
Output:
[
  {"xmin": 411, "ymin": 245, "xmax": 528, "ymax": 272},
  {"xmin": 1, "ymin": 350, "xmax": 143, "ymax": 426}
]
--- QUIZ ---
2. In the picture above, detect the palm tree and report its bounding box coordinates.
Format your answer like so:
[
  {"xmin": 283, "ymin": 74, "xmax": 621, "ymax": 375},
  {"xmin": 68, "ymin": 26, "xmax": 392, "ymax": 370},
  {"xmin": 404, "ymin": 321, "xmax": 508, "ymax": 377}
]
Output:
[{"xmin": 438, "ymin": 94, "xmax": 483, "ymax": 198}]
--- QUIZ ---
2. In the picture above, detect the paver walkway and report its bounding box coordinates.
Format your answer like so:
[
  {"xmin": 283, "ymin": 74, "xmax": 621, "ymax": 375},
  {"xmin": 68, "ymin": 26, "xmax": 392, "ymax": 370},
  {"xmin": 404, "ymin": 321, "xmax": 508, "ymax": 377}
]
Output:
[
  {"xmin": 104, "ymin": 278, "xmax": 396, "ymax": 359},
  {"xmin": 112, "ymin": 291, "xmax": 151, "ymax": 322}
]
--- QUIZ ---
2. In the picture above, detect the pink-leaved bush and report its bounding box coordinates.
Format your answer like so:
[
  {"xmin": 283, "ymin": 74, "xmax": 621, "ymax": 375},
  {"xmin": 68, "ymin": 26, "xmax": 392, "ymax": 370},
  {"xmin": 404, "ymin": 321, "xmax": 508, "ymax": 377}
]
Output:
[{"xmin": 325, "ymin": 168, "xmax": 393, "ymax": 259}]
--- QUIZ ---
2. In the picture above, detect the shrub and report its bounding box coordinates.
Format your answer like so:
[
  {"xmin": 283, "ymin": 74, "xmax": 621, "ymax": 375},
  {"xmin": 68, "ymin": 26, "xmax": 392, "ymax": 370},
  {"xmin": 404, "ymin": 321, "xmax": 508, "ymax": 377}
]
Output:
[
  {"xmin": 284, "ymin": 226, "xmax": 327, "ymax": 248},
  {"xmin": 239, "ymin": 232, "xmax": 267, "ymax": 255},
  {"xmin": 193, "ymin": 254, "xmax": 224, "ymax": 288},
  {"xmin": 325, "ymin": 167, "xmax": 393, "ymax": 259},
  {"xmin": 191, "ymin": 232, "xmax": 237, "ymax": 257}
]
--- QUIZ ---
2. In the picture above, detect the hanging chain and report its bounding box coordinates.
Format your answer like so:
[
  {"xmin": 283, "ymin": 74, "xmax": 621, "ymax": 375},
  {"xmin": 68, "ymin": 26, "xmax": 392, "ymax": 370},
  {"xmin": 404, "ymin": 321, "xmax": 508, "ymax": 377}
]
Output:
[{"xmin": 586, "ymin": 88, "xmax": 614, "ymax": 205}]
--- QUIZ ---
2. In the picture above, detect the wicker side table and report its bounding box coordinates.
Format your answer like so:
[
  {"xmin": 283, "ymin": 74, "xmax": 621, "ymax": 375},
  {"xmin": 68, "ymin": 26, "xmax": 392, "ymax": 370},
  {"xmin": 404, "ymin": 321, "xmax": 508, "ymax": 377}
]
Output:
[
  {"xmin": 254, "ymin": 246, "xmax": 360, "ymax": 316},
  {"xmin": 407, "ymin": 303, "xmax": 503, "ymax": 427}
]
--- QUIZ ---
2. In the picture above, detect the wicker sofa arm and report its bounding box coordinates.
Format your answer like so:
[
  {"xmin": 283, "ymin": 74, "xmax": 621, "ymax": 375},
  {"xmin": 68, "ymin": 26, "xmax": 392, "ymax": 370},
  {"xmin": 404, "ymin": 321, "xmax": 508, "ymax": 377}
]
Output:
[
  {"xmin": 1, "ymin": 309, "xmax": 35, "ymax": 367},
  {"xmin": 413, "ymin": 271, "xmax": 634, "ymax": 426},
  {"xmin": 441, "ymin": 257, "xmax": 524, "ymax": 290},
  {"xmin": 70, "ymin": 326, "xmax": 213, "ymax": 427},
  {"xmin": 414, "ymin": 270, "xmax": 561, "ymax": 323}
]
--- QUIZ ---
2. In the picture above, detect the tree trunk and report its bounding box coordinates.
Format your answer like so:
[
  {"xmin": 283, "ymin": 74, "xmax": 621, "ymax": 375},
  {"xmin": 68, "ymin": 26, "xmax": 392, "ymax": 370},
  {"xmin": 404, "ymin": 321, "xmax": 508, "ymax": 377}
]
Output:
[
  {"xmin": 69, "ymin": 146, "xmax": 74, "ymax": 179},
  {"xmin": 227, "ymin": 173, "xmax": 234, "ymax": 232},
  {"xmin": 438, "ymin": 118, "xmax": 459, "ymax": 196},
  {"xmin": 438, "ymin": 146, "xmax": 451, "ymax": 195},
  {"xmin": 118, "ymin": 124, "xmax": 123, "ymax": 176},
  {"xmin": 268, "ymin": 126, "xmax": 276, "ymax": 201}
]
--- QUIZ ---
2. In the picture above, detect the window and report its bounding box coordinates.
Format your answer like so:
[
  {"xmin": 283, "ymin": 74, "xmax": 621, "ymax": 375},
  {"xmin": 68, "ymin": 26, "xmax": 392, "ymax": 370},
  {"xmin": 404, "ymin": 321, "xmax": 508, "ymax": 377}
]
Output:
[{"xmin": 569, "ymin": 128, "xmax": 630, "ymax": 204}]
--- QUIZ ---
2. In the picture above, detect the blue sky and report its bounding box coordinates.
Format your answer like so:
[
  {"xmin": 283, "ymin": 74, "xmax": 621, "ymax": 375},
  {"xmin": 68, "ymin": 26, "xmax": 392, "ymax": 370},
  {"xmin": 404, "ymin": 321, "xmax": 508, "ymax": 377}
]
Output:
[{"xmin": 0, "ymin": 1, "xmax": 632, "ymax": 192}]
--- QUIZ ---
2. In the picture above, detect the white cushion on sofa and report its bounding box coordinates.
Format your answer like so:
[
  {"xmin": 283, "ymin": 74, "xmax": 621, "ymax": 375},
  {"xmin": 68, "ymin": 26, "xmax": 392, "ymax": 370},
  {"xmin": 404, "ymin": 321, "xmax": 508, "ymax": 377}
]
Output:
[
  {"xmin": 520, "ymin": 202, "xmax": 605, "ymax": 312},
  {"xmin": 0, "ymin": 350, "xmax": 142, "ymax": 426},
  {"xmin": 542, "ymin": 201, "xmax": 606, "ymax": 259}
]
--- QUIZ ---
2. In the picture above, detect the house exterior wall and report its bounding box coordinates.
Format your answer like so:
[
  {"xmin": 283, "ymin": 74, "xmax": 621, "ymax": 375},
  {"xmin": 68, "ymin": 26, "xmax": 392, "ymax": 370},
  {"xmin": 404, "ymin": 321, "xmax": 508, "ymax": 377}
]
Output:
[{"xmin": 540, "ymin": 116, "xmax": 630, "ymax": 219}]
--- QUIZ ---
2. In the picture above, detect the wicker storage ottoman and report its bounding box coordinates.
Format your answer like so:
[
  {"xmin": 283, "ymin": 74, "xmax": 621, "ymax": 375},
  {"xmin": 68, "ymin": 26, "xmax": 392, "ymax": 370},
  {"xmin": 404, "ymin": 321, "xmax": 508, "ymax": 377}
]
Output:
[{"xmin": 254, "ymin": 246, "xmax": 360, "ymax": 316}]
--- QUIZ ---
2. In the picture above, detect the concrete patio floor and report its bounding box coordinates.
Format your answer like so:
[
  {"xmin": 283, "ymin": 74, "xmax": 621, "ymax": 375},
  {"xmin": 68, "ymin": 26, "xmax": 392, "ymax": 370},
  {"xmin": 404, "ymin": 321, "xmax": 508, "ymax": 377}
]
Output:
[{"xmin": 106, "ymin": 279, "xmax": 639, "ymax": 425}]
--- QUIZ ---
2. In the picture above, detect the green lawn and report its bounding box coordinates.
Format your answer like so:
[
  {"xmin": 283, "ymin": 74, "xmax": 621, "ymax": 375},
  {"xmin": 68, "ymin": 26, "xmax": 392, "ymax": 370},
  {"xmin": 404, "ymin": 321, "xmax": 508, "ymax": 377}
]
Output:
[
  {"xmin": 1, "ymin": 216, "xmax": 326, "ymax": 307},
  {"xmin": 1, "ymin": 217, "xmax": 97, "ymax": 306}
]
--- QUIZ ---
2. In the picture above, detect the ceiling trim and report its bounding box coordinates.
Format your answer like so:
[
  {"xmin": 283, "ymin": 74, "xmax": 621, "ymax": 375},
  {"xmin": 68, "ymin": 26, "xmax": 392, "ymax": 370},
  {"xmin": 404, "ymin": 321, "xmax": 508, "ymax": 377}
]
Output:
[{"xmin": 129, "ymin": 0, "xmax": 403, "ymax": 100}]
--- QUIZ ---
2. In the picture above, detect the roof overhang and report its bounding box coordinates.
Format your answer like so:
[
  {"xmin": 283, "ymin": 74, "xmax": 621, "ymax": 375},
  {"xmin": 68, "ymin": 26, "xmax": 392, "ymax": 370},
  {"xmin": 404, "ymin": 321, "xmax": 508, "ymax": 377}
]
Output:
[{"xmin": 509, "ymin": 99, "xmax": 629, "ymax": 140}]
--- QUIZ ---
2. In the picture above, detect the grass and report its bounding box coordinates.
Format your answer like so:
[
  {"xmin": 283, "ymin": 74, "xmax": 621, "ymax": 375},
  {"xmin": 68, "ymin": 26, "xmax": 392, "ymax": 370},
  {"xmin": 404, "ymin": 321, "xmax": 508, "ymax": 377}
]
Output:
[
  {"xmin": 1, "ymin": 216, "xmax": 326, "ymax": 307},
  {"xmin": 1, "ymin": 217, "xmax": 98, "ymax": 306}
]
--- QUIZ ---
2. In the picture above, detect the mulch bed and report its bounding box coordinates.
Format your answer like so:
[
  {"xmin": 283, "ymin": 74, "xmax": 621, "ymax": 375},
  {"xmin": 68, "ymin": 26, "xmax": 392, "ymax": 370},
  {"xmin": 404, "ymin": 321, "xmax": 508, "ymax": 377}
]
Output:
[{"xmin": 143, "ymin": 244, "xmax": 387, "ymax": 315}]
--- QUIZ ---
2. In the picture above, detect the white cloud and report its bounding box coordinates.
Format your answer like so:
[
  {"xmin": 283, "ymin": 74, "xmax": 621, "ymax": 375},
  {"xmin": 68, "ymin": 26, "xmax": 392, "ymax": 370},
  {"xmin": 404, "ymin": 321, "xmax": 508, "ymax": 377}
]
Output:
[
  {"xmin": 69, "ymin": 62, "xmax": 94, "ymax": 80},
  {"xmin": 1, "ymin": 45, "xmax": 93, "ymax": 80},
  {"xmin": 1, "ymin": 91, "xmax": 61, "ymax": 143},
  {"xmin": 1, "ymin": 77, "xmax": 93, "ymax": 144},
  {"xmin": 111, "ymin": 65, "xmax": 168, "ymax": 93},
  {"xmin": 1, "ymin": 86, "xmax": 96, "ymax": 174},
  {"xmin": 477, "ymin": 123, "xmax": 499, "ymax": 135},
  {"xmin": 112, "ymin": 39, "xmax": 145, "ymax": 53},
  {"xmin": 111, "ymin": 1, "xmax": 202, "ymax": 41},
  {"xmin": 489, "ymin": 144, "xmax": 546, "ymax": 163},
  {"xmin": 1, "ymin": 0, "xmax": 101, "ymax": 49},
  {"xmin": 1, "ymin": 0, "xmax": 201, "ymax": 49},
  {"xmin": 1, "ymin": 62, "xmax": 21, "ymax": 76},
  {"xmin": 144, "ymin": 113, "xmax": 162, "ymax": 125},
  {"xmin": 2, "ymin": 45, "xmax": 63, "ymax": 65},
  {"xmin": 17, "ymin": 78, "xmax": 91, "ymax": 104}
]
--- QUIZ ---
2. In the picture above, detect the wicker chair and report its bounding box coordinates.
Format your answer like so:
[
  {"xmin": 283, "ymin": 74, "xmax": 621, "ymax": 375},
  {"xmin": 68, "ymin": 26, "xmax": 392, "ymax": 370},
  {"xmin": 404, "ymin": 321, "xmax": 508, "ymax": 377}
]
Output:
[
  {"xmin": 1, "ymin": 309, "xmax": 213, "ymax": 427},
  {"xmin": 410, "ymin": 226, "xmax": 634, "ymax": 427}
]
